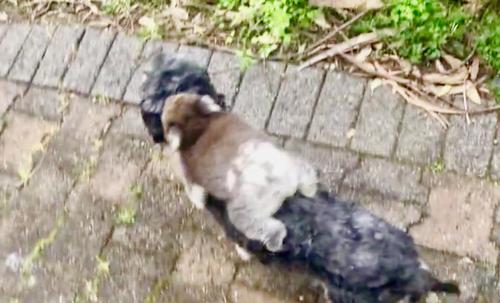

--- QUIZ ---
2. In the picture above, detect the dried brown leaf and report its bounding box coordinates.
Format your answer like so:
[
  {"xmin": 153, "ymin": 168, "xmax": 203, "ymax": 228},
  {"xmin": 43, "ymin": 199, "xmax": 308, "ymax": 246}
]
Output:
[
  {"xmin": 422, "ymin": 68, "xmax": 468, "ymax": 85},
  {"xmin": 299, "ymin": 31, "xmax": 390, "ymax": 70},
  {"xmin": 425, "ymin": 84, "xmax": 452, "ymax": 97},
  {"xmin": 387, "ymin": 80, "xmax": 463, "ymax": 115},
  {"xmin": 470, "ymin": 57, "xmax": 479, "ymax": 81},
  {"xmin": 465, "ymin": 81, "xmax": 481, "ymax": 104},
  {"xmin": 443, "ymin": 53, "xmax": 462, "ymax": 70},
  {"xmin": 435, "ymin": 59, "xmax": 447, "ymax": 74},
  {"xmin": 355, "ymin": 46, "xmax": 372, "ymax": 62}
]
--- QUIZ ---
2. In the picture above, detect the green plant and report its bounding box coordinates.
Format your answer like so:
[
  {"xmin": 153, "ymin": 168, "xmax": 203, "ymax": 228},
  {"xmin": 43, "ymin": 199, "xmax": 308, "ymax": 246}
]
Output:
[
  {"xmin": 430, "ymin": 159, "xmax": 444, "ymax": 173},
  {"xmin": 218, "ymin": 0, "xmax": 321, "ymax": 57},
  {"xmin": 353, "ymin": 0, "xmax": 470, "ymax": 63},
  {"xmin": 475, "ymin": 10, "xmax": 500, "ymax": 73},
  {"xmin": 101, "ymin": 0, "xmax": 131, "ymax": 15},
  {"xmin": 114, "ymin": 205, "xmax": 137, "ymax": 225},
  {"xmin": 138, "ymin": 16, "xmax": 164, "ymax": 41}
]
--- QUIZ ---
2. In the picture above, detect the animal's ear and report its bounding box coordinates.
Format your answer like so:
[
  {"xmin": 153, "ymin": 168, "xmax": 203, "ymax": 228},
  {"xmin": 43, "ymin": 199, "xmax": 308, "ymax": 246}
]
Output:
[
  {"xmin": 197, "ymin": 95, "xmax": 222, "ymax": 115},
  {"xmin": 164, "ymin": 125, "xmax": 182, "ymax": 151}
]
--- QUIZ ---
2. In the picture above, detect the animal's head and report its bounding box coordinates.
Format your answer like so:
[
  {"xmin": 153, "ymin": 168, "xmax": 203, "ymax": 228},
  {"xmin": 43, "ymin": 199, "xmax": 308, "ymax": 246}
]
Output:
[{"xmin": 161, "ymin": 93, "xmax": 222, "ymax": 150}]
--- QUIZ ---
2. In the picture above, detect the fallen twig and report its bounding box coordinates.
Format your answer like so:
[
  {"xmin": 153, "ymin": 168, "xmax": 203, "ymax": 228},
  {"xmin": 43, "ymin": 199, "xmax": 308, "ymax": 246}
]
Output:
[
  {"xmin": 302, "ymin": 10, "xmax": 369, "ymax": 56},
  {"xmin": 299, "ymin": 31, "xmax": 392, "ymax": 70},
  {"xmin": 339, "ymin": 52, "xmax": 410, "ymax": 84}
]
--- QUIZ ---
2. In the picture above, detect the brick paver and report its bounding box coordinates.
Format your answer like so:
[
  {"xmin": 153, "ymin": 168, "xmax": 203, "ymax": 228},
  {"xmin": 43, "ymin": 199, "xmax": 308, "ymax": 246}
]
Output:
[
  {"xmin": 33, "ymin": 25, "xmax": 85, "ymax": 87},
  {"xmin": 208, "ymin": 51, "xmax": 241, "ymax": 106},
  {"xmin": 123, "ymin": 40, "xmax": 178, "ymax": 104},
  {"xmin": 0, "ymin": 24, "xmax": 31, "ymax": 77},
  {"xmin": 1, "ymin": 22, "xmax": 500, "ymax": 303},
  {"xmin": 15, "ymin": 87, "xmax": 64, "ymax": 121},
  {"xmin": 351, "ymin": 84, "xmax": 405, "ymax": 156},
  {"xmin": 63, "ymin": 28, "xmax": 116, "ymax": 94},
  {"xmin": 0, "ymin": 81, "xmax": 26, "ymax": 116},
  {"xmin": 92, "ymin": 33, "xmax": 144, "ymax": 100},
  {"xmin": 308, "ymin": 72, "xmax": 366, "ymax": 147},
  {"xmin": 233, "ymin": 61, "xmax": 285, "ymax": 129},
  {"xmin": 396, "ymin": 105, "xmax": 446, "ymax": 164},
  {"xmin": 343, "ymin": 157, "xmax": 428, "ymax": 204},
  {"xmin": 284, "ymin": 139, "xmax": 358, "ymax": 192},
  {"xmin": 444, "ymin": 112, "xmax": 497, "ymax": 177},
  {"xmin": 412, "ymin": 172, "xmax": 499, "ymax": 264},
  {"xmin": 8, "ymin": 25, "xmax": 54, "ymax": 82},
  {"xmin": 268, "ymin": 65, "xmax": 324, "ymax": 138}
]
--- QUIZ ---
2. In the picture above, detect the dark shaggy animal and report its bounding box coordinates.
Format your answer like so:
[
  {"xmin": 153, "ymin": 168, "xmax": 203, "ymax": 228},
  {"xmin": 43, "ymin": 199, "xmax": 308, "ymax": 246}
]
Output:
[
  {"xmin": 139, "ymin": 54, "xmax": 460, "ymax": 303},
  {"xmin": 139, "ymin": 53, "xmax": 226, "ymax": 143},
  {"xmin": 204, "ymin": 190, "xmax": 460, "ymax": 303}
]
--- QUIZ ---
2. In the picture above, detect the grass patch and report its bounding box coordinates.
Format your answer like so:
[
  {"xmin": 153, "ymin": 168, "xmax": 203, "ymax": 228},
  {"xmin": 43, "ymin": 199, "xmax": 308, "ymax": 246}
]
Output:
[
  {"xmin": 352, "ymin": 0, "xmax": 471, "ymax": 63},
  {"xmin": 475, "ymin": 9, "xmax": 500, "ymax": 73},
  {"xmin": 217, "ymin": 0, "xmax": 324, "ymax": 57},
  {"xmin": 429, "ymin": 159, "xmax": 444, "ymax": 173}
]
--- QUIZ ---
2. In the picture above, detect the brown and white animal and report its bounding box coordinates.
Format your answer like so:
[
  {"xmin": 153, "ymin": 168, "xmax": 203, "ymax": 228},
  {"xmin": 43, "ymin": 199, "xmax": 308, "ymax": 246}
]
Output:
[{"xmin": 161, "ymin": 93, "xmax": 318, "ymax": 252}]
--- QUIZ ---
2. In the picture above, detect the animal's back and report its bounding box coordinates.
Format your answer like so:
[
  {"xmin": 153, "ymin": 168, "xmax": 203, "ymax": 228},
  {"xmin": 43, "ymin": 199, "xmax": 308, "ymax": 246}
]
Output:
[
  {"xmin": 184, "ymin": 113, "xmax": 298, "ymax": 204},
  {"xmin": 274, "ymin": 193, "xmax": 438, "ymax": 302}
]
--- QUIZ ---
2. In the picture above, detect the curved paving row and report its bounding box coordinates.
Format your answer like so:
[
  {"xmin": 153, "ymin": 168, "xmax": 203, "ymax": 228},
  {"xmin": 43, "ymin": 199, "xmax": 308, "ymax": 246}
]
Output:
[{"xmin": 0, "ymin": 22, "xmax": 499, "ymax": 302}]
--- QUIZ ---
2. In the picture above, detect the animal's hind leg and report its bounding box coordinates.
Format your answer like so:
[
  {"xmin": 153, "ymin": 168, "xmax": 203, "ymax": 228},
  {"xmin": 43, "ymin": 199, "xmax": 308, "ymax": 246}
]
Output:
[
  {"xmin": 227, "ymin": 203, "xmax": 287, "ymax": 252},
  {"xmin": 185, "ymin": 182, "xmax": 206, "ymax": 209},
  {"xmin": 297, "ymin": 160, "xmax": 318, "ymax": 198}
]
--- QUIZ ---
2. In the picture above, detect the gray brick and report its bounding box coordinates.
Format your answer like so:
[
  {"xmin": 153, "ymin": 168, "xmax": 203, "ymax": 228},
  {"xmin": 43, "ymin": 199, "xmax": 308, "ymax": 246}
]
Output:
[
  {"xmin": 32, "ymin": 25, "xmax": 85, "ymax": 87},
  {"xmin": 8, "ymin": 25, "xmax": 54, "ymax": 82},
  {"xmin": 0, "ymin": 80, "xmax": 26, "ymax": 116},
  {"xmin": 108, "ymin": 106, "xmax": 150, "ymax": 140},
  {"xmin": 343, "ymin": 157, "xmax": 428, "ymax": 204},
  {"xmin": 208, "ymin": 51, "xmax": 241, "ymax": 106},
  {"xmin": 123, "ymin": 40, "xmax": 178, "ymax": 104},
  {"xmin": 15, "ymin": 87, "xmax": 62, "ymax": 121},
  {"xmin": 284, "ymin": 139, "xmax": 358, "ymax": 191},
  {"xmin": 351, "ymin": 84, "xmax": 404, "ymax": 156},
  {"xmin": 92, "ymin": 33, "xmax": 144, "ymax": 100},
  {"xmin": 268, "ymin": 65, "xmax": 324, "ymax": 138},
  {"xmin": 308, "ymin": 72, "xmax": 365, "ymax": 147},
  {"xmin": 0, "ymin": 24, "xmax": 31, "ymax": 77},
  {"xmin": 490, "ymin": 141, "xmax": 500, "ymax": 180},
  {"xmin": 444, "ymin": 113, "xmax": 496, "ymax": 177},
  {"xmin": 233, "ymin": 62, "xmax": 285, "ymax": 129},
  {"xmin": 63, "ymin": 28, "xmax": 116, "ymax": 94},
  {"xmin": 0, "ymin": 24, "xmax": 7, "ymax": 41},
  {"xmin": 396, "ymin": 105, "xmax": 445, "ymax": 164},
  {"xmin": 177, "ymin": 45, "xmax": 212, "ymax": 67}
]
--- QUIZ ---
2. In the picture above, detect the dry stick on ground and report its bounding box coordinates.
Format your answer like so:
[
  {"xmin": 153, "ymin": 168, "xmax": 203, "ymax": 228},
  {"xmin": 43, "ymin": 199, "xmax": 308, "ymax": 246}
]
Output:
[
  {"xmin": 299, "ymin": 10, "xmax": 369, "ymax": 58},
  {"xmin": 299, "ymin": 29, "xmax": 394, "ymax": 70}
]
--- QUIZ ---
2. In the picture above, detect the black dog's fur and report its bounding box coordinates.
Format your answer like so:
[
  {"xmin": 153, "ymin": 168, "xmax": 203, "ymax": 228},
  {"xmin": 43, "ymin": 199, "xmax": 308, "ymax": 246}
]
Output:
[
  {"xmin": 139, "ymin": 54, "xmax": 460, "ymax": 303},
  {"xmin": 205, "ymin": 191, "xmax": 459, "ymax": 303},
  {"xmin": 140, "ymin": 53, "xmax": 225, "ymax": 143}
]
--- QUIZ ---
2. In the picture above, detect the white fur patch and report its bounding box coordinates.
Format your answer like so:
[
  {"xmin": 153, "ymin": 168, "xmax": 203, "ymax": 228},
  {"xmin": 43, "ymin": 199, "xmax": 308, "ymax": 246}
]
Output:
[
  {"xmin": 166, "ymin": 126, "xmax": 181, "ymax": 150},
  {"xmin": 235, "ymin": 244, "xmax": 252, "ymax": 261},
  {"xmin": 200, "ymin": 95, "xmax": 221, "ymax": 113},
  {"xmin": 186, "ymin": 183, "xmax": 206, "ymax": 209}
]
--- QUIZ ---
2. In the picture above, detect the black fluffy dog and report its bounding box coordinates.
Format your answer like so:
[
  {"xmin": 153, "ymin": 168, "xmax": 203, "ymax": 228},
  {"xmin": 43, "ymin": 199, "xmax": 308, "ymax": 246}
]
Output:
[
  {"xmin": 139, "ymin": 54, "xmax": 460, "ymax": 303},
  {"xmin": 205, "ymin": 191, "xmax": 459, "ymax": 303},
  {"xmin": 140, "ymin": 53, "xmax": 226, "ymax": 143}
]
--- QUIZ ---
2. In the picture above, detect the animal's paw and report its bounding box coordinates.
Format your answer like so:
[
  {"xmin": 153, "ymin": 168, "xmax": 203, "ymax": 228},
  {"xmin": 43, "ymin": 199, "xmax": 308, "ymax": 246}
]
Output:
[
  {"xmin": 299, "ymin": 182, "xmax": 318, "ymax": 198},
  {"xmin": 263, "ymin": 223, "xmax": 287, "ymax": 252},
  {"xmin": 235, "ymin": 244, "xmax": 252, "ymax": 262},
  {"xmin": 186, "ymin": 184, "xmax": 206, "ymax": 209}
]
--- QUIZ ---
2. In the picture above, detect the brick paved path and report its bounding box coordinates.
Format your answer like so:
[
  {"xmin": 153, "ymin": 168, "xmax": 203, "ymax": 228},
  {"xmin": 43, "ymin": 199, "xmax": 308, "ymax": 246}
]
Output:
[{"xmin": 0, "ymin": 23, "xmax": 499, "ymax": 303}]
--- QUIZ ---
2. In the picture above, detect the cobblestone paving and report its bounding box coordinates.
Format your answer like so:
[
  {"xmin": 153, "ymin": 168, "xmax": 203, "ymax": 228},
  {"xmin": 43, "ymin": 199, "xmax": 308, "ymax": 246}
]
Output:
[{"xmin": 0, "ymin": 23, "xmax": 499, "ymax": 303}]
